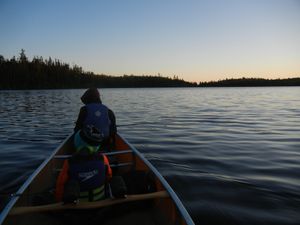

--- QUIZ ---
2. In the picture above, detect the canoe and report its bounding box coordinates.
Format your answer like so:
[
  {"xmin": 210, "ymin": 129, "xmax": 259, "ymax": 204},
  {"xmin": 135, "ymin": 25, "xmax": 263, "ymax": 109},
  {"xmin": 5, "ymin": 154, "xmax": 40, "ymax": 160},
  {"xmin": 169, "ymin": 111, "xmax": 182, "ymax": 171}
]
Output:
[{"xmin": 0, "ymin": 133, "xmax": 194, "ymax": 225}]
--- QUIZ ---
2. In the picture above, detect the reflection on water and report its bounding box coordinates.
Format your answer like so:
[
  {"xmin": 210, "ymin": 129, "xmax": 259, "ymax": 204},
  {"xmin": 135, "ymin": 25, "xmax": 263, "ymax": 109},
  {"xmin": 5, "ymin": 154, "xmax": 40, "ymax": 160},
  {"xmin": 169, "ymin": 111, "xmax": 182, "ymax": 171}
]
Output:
[{"xmin": 0, "ymin": 87, "xmax": 300, "ymax": 224}]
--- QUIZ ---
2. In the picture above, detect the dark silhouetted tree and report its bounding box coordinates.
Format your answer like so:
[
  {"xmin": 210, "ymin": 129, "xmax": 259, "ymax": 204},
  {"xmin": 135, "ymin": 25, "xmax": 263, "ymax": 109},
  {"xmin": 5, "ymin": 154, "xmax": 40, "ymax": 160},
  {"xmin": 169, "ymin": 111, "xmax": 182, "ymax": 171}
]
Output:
[
  {"xmin": 19, "ymin": 49, "xmax": 28, "ymax": 63},
  {"xmin": 0, "ymin": 50, "xmax": 197, "ymax": 89}
]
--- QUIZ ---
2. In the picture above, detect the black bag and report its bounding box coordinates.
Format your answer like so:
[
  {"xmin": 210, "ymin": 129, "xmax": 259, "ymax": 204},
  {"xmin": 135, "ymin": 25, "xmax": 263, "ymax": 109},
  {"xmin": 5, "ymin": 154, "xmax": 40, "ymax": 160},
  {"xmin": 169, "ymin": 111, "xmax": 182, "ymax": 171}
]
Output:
[
  {"xmin": 110, "ymin": 176, "xmax": 127, "ymax": 198},
  {"xmin": 122, "ymin": 170, "xmax": 156, "ymax": 195},
  {"xmin": 63, "ymin": 180, "xmax": 80, "ymax": 203}
]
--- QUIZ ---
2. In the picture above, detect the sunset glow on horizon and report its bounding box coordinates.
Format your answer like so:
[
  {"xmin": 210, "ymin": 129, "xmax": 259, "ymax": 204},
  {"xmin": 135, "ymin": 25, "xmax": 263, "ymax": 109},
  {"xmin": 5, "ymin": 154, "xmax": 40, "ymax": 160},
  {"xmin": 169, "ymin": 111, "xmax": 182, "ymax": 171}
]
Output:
[{"xmin": 0, "ymin": 0, "xmax": 299, "ymax": 83}]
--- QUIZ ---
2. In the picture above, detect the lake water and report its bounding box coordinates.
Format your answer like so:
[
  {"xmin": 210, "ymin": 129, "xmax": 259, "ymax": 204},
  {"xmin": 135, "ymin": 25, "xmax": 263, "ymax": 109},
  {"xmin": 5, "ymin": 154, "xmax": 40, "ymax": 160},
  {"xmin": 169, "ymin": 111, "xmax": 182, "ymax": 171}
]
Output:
[{"xmin": 0, "ymin": 87, "xmax": 300, "ymax": 225}]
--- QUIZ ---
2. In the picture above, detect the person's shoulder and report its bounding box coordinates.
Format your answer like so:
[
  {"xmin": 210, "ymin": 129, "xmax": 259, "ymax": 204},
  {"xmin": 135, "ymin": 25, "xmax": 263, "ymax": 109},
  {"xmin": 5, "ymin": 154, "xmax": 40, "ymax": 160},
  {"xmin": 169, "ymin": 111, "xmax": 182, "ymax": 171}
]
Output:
[
  {"xmin": 80, "ymin": 105, "xmax": 87, "ymax": 109},
  {"xmin": 76, "ymin": 106, "xmax": 87, "ymax": 117},
  {"xmin": 101, "ymin": 104, "xmax": 113, "ymax": 112},
  {"xmin": 108, "ymin": 108, "xmax": 115, "ymax": 117}
]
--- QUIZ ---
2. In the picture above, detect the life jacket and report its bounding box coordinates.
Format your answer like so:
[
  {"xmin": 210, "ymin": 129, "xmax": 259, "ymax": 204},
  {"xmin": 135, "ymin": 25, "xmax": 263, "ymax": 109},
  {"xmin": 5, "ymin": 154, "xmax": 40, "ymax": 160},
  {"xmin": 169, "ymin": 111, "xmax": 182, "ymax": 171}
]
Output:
[
  {"xmin": 83, "ymin": 103, "xmax": 111, "ymax": 140},
  {"xmin": 68, "ymin": 154, "xmax": 106, "ymax": 201}
]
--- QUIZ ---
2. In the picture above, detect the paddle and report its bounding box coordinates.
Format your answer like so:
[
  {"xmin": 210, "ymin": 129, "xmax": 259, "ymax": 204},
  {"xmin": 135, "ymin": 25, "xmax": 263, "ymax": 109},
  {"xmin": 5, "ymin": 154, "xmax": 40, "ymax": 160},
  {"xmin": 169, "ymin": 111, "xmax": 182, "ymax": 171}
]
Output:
[{"xmin": 9, "ymin": 191, "xmax": 169, "ymax": 216}]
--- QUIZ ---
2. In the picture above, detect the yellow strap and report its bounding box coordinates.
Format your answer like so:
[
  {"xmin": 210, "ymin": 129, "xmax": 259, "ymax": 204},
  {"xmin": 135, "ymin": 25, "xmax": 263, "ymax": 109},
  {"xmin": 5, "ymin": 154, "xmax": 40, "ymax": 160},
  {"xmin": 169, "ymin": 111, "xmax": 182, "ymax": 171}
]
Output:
[
  {"xmin": 93, "ymin": 192, "xmax": 105, "ymax": 201},
  {"xmin": 79, "ymin": 185, "xmax": 105, "ymax": 201},
  {"xmin": 92, "ymin": 185, "xmax": 104, "ymax": 194}
]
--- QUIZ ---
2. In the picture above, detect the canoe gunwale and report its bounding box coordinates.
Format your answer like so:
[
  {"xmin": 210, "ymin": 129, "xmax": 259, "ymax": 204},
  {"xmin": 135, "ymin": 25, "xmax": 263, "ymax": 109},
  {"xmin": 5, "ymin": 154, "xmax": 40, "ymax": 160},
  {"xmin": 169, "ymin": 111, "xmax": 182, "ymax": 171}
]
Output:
[
  {"xmin": 0, "ymin": 134, "xmax": 73, "ymax": 225},
  {"xmin": 118, "ymin": 133, "xmax": 195, "ymax": 225}
]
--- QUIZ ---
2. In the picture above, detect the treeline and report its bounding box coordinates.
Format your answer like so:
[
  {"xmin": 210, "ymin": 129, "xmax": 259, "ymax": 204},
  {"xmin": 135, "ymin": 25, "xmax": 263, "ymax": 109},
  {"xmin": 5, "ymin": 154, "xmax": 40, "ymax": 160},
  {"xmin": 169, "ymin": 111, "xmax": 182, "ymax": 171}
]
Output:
[
  {"xmin": 1, "ymin": 50, "xmax": 299, "ymax": 89},
  {"xmin": 199, "ymin": 77, "xmax": 300, "ymax": 87},
  {"xmin": 0, "ymin": 50, "xmax": 197, "ymax": 90}
]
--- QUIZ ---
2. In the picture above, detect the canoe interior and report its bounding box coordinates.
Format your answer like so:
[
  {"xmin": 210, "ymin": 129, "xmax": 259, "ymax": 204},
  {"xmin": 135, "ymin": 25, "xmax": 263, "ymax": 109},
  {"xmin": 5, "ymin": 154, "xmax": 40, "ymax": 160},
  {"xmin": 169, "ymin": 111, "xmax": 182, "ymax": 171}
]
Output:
[{"xmin": 2, "ymin": 134, "xmax": 189, "ymax": 225}]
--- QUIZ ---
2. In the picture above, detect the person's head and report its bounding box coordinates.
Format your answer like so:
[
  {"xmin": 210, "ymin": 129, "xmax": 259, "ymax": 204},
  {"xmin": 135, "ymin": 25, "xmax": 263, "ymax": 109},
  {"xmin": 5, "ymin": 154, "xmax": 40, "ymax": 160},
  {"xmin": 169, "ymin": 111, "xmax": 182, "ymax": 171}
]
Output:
[
  {"xmin": 81, "ymin": 88, "xmax": 102, "ymax": 104},
  {"xmin": 73, "ymin": 130, "xmax": 103, "ymax": 154}
]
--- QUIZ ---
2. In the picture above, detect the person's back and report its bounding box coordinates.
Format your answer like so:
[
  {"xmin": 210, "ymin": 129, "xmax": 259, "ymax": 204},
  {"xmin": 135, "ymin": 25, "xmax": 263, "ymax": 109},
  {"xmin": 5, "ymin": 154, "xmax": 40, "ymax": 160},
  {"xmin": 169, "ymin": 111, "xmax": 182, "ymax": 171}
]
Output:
[
  {"xmin": 67, "ymin": 150, "xmax": 108, "ymax": 202},
  {"xmin": 83, "ymin": 103, "xmax": 111, "ymax": 140},
  {"xmin": 74, "ymin": 88, "xmax": 117, "ymax": 149},
  {"xmin": 55, "ymin": 131, "xmax": 112, "ymax": 202}
]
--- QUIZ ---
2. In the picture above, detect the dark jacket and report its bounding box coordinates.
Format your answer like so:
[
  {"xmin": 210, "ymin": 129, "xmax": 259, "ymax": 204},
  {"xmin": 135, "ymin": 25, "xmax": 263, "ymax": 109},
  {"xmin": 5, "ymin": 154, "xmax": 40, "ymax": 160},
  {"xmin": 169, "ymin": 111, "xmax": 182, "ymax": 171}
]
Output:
[
  {"xmin": 74, "ymin": 105, "xmax": 117, "ymax": 136},
  {"xmin": 74, "ymin": 88, "xmax": 117, "ymax": 139}
]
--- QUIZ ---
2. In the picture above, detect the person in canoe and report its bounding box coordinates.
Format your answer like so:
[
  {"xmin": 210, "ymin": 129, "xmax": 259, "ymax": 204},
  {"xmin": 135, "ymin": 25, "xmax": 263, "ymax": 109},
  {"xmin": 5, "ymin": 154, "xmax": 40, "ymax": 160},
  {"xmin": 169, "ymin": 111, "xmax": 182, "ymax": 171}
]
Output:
[
  {"xmin": 74, "ymin": 87, "xmax": 117, "ymax": 151},
  {"xmin": 55, "ymin": 130, "xmax": 112, "ymax": 202}
]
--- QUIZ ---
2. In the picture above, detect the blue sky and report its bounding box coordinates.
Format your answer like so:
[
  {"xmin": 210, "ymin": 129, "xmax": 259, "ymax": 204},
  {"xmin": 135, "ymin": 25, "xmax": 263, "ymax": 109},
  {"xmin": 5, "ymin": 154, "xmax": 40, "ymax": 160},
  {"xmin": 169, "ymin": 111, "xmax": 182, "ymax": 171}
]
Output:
[{"xmin": 1, "ymin": 0, "xmax": 299, "ymax": 82}]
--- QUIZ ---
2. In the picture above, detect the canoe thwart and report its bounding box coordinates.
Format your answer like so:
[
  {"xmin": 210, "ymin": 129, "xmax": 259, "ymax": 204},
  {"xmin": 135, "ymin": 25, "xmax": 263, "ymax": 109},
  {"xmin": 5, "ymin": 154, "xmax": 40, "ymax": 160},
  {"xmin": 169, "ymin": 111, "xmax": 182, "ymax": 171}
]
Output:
[
  {"xmin": 53, "ymin": 162, "xmax": 133, "ymax": 173},
  {"xmin": 9, "ymin": 191, "xmax": 169, "ymax": 216},
  {"xmin": 53, "ymin": 150, "xmax": 133, "ymax": 159}
]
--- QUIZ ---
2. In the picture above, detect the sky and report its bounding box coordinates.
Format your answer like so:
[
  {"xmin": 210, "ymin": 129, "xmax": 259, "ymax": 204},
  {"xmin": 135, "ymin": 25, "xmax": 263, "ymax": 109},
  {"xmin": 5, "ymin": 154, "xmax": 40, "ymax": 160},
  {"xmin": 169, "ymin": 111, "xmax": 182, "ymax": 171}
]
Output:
[{"xmin": 0, "ymin": 0, "xmax": 299, "ymax": 82}]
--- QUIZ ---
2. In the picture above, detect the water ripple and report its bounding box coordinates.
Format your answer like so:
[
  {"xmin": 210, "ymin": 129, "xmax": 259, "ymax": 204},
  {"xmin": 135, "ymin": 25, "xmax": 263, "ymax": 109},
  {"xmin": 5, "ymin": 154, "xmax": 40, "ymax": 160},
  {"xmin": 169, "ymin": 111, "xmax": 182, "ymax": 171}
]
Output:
[{"xmin": 1, "ymin": 87, "xmax": 300, "ymax": 224}]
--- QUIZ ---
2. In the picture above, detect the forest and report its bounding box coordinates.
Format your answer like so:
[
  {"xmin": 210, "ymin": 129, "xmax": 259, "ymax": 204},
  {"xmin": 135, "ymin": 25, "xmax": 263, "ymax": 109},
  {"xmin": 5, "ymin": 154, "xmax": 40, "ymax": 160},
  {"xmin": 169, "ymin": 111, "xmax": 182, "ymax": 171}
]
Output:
[
  {"xmin": 198, "ymin": 77, "xmax": 300, "ymax": 87},
  {"xmin": 0, "ymin": 50, "xmax": 197, "ymax": 89},
  {"xmin": 0, "ymin": 50, "xmax": 299, "ymax": 89}
]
